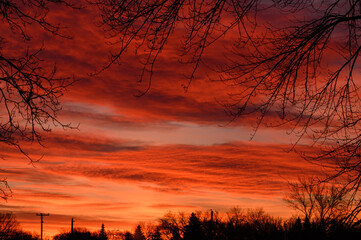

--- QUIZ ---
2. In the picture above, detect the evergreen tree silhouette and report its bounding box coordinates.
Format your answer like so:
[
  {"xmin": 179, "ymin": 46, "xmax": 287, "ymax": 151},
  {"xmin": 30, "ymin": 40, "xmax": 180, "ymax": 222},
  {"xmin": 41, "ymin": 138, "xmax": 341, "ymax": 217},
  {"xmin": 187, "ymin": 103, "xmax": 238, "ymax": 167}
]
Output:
[
  {"xmin": 133, "ymin": 225, "xmax": 145, "ymax": 240},
  {"xmin": 183, "ymin": 213, "xmax": 207, "ymax": 240},
  {"xmin": 99, "ymin": 224, "xmax": 107, "ymax": 240}
]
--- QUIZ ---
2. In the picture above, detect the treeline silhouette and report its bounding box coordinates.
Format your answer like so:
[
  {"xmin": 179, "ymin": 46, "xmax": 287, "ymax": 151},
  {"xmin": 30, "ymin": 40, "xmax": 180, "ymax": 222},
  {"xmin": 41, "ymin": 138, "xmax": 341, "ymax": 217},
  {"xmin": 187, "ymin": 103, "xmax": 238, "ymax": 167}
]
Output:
[
  {"xmin": 3, "ymin": 207, "xmax": 361, "ymax": 240},
  {"xmin": 54, "ymin": 224, "xmax": 107, "ymax": 240},
  {"xmin": 106, "ymin": 209, "xmax": 361, "ymax": 240}
]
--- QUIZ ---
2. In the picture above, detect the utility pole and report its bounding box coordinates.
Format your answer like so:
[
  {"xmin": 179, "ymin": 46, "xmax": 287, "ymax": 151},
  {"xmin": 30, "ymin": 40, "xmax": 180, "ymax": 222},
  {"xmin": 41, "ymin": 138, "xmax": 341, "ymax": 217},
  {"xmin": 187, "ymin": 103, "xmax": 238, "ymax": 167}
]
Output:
[
  {"xmin": 210, "ymin": 209, "xmax": 213, "ymax": 240},
  {"xmin": 36, "ymin": 213, "xmax": 49, "ymax": 240},
  {"xmin": 71, "ymin": 218, "xmax": 74, "ymax": 235}
]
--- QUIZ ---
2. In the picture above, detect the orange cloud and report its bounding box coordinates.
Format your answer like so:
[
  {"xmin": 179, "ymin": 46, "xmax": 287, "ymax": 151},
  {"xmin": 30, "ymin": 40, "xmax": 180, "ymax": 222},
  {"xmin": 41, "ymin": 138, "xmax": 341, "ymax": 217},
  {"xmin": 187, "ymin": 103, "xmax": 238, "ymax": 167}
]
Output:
[
  {"xmin": 0, "ymin": 137, "xmax": 324, "ymax": 236},
  {"xmin": 0, "ymin": 2, "xmax": 341, "ymax": 239}
]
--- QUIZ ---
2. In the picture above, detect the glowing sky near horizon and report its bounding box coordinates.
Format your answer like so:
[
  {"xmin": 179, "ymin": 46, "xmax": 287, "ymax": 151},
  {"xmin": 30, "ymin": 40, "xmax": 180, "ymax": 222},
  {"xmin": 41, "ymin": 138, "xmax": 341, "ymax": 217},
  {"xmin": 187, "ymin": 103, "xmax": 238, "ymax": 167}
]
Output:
[{"xmin": 0, "ymin": 2, "xmax": 325, "ymax": 237}]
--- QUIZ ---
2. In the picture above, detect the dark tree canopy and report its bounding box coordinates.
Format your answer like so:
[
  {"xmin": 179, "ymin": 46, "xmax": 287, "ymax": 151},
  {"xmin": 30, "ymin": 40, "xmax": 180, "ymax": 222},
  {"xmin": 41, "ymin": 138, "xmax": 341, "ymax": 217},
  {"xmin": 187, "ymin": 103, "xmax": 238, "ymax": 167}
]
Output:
[
  {"xmin": 125, "ymin": 209, "xmax": 361, "ymax": 240},
  {"xmin": 91, "ymin": 0, "xmax": 361, "ymax": 187},
  {"xmin": 183, "ymin": 213, "xmax": 206, "ymax": 240}
]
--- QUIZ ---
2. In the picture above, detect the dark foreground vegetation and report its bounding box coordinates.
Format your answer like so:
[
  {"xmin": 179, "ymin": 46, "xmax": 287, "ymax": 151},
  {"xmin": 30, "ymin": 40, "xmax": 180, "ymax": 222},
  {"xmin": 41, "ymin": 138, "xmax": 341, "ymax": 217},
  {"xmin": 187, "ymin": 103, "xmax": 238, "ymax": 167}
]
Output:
[
  {"xmin": 2, "ymin": 208, "xmax": 361, "ymax": 240},
  {"xmin": 104, "ymin": 209, "xmax": 361, "ymax": 240},
  {"xmin": 1, "ymin": 178, "xmax": 361, "ymax": 239},
  {"xmin": 0, "ymin": 212, "xmax": 38, "ymax": 240}
]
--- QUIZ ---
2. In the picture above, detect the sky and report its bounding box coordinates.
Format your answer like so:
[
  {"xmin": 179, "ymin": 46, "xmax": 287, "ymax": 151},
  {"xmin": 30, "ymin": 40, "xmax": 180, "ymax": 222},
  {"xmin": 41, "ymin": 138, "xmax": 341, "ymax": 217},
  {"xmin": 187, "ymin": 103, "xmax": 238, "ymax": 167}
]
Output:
[{"xmin": 0, "ymin": 2, "xmax": 327, "ymax": 238}]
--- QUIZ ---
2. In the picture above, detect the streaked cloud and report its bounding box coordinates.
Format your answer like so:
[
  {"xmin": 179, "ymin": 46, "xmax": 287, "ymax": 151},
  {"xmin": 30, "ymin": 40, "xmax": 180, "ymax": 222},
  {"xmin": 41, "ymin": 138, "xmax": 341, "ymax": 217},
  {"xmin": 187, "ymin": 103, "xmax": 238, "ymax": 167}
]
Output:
[{"xmin": 0, "ymin": 2, "xmax": 329, "ymax": 238}]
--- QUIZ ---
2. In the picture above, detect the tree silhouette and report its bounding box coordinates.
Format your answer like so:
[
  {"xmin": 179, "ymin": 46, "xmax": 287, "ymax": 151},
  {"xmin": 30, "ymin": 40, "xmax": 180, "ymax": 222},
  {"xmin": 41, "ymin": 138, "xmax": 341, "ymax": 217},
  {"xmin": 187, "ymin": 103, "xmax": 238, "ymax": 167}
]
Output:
[
  {"xmin": 124, "ymin": 231, "xmax": 134, "ymax": 240},
  {"xmin": 91, "ymin": 0, "xmax": 361, "ymax": 187},
  {"xmin": 284, "ymin": 177, "xmax": 361, "ymax": 229},
  {"xmin": 149, "ymin": 226, "xmax": 162, "ymax": 240},
  {"xmin": 0, "ymin": 0, "xmax": 77, "ymax": 199},
  {"xmin": 0, "ymin": 212, "xmax": 19, "ymax": 238},
  {"xmin": 99, "ymin": 224, "xmax": 107, "ymax": 240},
  {"xmin": 183, "ymin": 213, "xmax": 207, "ymax": 240},
  {"xmin": 0, "ymin": 0, "xmax": 76, "ymax": 157},
  {"xmin": 0, "ymin": 212, "xmax": 39, "ymax": 240},
  {"xmin": 159, "ymin": 212, "xmax": 184, "ymax": 240},
  {"xmin": 133, "ymin": 225, "xmax": 145, "ymax": 240}
]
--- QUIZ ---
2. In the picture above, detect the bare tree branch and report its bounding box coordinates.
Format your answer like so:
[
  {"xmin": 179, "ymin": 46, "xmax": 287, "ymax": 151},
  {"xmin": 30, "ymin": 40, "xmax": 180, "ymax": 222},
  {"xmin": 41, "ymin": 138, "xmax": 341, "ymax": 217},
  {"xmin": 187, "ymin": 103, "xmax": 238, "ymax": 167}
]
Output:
[
  {"xmin": 92, "ymin": 0, "xmax": 361, "ymax": 192},
  {"xmin": 0, "ymin": 0, "xmax": 78, "ymax": 199}
]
